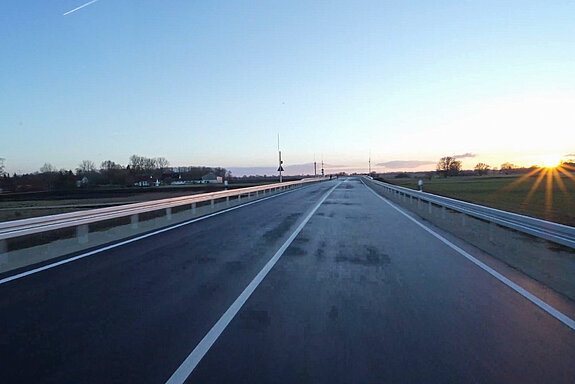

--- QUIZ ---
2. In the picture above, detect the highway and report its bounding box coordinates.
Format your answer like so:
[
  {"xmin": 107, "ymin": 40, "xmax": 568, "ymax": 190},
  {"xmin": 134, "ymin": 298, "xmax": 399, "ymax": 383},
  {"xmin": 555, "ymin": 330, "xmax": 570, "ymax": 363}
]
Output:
[{"xmin": 0, "ymin": 178, "xmax": 574, "ymax": 383}]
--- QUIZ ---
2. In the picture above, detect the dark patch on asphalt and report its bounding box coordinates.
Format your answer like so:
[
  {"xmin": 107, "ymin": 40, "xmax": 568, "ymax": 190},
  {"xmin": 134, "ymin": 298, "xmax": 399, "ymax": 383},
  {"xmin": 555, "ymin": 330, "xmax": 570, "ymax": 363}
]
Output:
[
  {"xmin": 316, "ymin": 212, "xmax": 326, "ymax": 216},
  {"xmin": 225, "ymin": 260, "xmax": 243, "ymax": 272},
  {"xmin": 328, "ymin": 305, "xmax": 339, "ymax": 320},
  {"xmin": 263, "ymin": 213, "xmax": 301, "ymax": 241},
  {"xmin": 315, "ymin": 247, "xmax": 326, "ymax": 261},
  {"xmin": 295, "ymin": 236, "xmax": 310, "ymax": 243},
  {"xmin": 195, "ymin": 255, "xmax": 216, "ymax": 264},
  {"xmin": 335, "ymin": 246, "xmax": 391, "ymax": 266},
  {"xmin": 306, "ymin": 188, "xmax": 324, "ymax": 196},
  {"xmin": 315, "ymin": 241, "xmax": 327, "ymax": 261},
  {"xmin": 238, "ymin": 308, "xmax": 271, "ymax": 330},
  {"xmin": 286, "ymin": 246, "xmax": 306, "ymax": 256},
  {"xmin": 344, "ymin": 184, "xmax": 354, "ymax": 189},
  {"xmin": 322, "ymin": 201, "xmax": 357, "ymax": 206},
  {"xmin": 198, "ymin": 282, "xmax": 219, "ymax": 297}
]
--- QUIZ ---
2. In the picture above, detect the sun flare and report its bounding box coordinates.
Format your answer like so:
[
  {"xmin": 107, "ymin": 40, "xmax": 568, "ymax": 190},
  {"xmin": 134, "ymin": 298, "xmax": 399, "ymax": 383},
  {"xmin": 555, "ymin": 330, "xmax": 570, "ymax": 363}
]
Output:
[{"xmin": 541, "ymin": 155, "xmax": 562, "ymax": 168}]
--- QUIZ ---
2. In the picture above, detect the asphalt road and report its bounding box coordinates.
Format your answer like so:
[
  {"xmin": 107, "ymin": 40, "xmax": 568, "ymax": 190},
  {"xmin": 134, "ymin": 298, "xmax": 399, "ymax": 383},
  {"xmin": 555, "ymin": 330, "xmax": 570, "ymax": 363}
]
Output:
[{"xmin": 0, "ymin": 178, "xmax": 573, "ymax": 383}]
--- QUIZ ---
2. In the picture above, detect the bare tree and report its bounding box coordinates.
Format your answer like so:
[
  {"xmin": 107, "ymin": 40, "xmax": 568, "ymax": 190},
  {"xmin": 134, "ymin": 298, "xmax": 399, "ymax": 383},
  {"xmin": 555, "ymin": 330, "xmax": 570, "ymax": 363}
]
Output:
[
  {"xmin": 101, "ymin": 160, "xmax": 122, "ymax": 171},
  {"xmin": 155, "ymin": 157, "xmax": 169, "ymax": 170},
  {"xmin": 129, "ymin": 155, "xmax": 145, "ymax": 170},
  {"xmin": 500, "ymin": 162, "xmax": 516, "ymax": 170},
  {"xmin": 474, "ymin": 163, "xmax": 490, "ymax": 175},
  {"xmin": 77, "ymin": 160, "xmax": 96, "ymax": 174},
  {"xmin": 40, "ymin": 163, "xmax": 57, "ymax": 173},
  {"xmin": 143, "ymin": 157, "xmax": 157, "ymax": 171},
  {"xmin": 0, "ymin": 157, "xmax": 5, "ymax": 176},
  {"xmin": 436, "ymin": 156, "xmax": 461, "ymax": 177}
]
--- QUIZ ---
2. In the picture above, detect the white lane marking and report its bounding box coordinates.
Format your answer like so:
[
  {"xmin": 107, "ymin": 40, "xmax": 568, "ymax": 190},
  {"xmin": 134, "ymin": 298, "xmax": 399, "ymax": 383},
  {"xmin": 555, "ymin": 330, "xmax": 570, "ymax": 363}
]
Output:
[
  {"xmin": 165, "ymin": 182, "xmax": 341, "ymax": 384},
  {"xmin": 362, "ymin": 180, "xmax": 575, "ymax": 331},
  {"xmin": 0, "ymin": 184, "xmax": 325, "ymax": 286}
]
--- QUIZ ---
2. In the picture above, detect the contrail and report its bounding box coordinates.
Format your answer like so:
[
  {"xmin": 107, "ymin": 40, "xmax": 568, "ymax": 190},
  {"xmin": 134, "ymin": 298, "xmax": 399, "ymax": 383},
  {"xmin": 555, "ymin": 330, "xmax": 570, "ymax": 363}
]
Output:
[{"xmin": 63, "ymin": 0, "xmax": 99, "ymax": 16}]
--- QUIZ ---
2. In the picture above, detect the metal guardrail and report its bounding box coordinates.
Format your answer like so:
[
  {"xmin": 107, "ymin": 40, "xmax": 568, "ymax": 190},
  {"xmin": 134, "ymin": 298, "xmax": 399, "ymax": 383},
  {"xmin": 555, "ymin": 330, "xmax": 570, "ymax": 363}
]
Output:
[
  {"xmin": 364, "ymin": 177, "xmax": 575, "ymax": 249},
  {"xmin": 0, "ymin": 178, "xmax": 323, "ymax": 241}
]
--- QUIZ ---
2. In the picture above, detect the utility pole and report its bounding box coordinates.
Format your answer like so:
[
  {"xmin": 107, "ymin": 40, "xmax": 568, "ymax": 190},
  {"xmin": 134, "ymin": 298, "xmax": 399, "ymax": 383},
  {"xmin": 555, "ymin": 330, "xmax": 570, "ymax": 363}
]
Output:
[
  {"xmin": 314, "ymin": 153, "xmax": 317, "ymax": 177},
  {"xmin": 321, "ymin": 155, "xmax": 324, "ymax": 177},
  {"xmin": 277, "ymin": 134, "xmax": 284, "ymax": 183}
]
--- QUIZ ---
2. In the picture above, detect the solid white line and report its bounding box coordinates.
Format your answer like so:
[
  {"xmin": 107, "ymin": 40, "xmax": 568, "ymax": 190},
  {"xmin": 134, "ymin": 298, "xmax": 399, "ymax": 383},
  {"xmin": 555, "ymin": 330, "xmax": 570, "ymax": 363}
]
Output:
[
  {"xmin": 362, "ymin": 180, "xmax": 575, "ymax": 331},
  {"xmin": 0, "ymin": 185, "xmax": 319, "ymax": 286},
  {"xmin": 165, "ymin": 182, "xmax": 341, "ymax": 384},
  {"xmin": 63, "ymin": 0, "xmax": 99, "ymax": 15}
]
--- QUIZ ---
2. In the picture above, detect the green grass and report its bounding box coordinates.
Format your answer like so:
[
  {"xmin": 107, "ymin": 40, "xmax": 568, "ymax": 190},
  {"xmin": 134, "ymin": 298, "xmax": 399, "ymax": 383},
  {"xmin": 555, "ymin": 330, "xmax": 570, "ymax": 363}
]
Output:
[{"xmin": 380, "ymin": 173, "xmax": 575, "ymax": 227}]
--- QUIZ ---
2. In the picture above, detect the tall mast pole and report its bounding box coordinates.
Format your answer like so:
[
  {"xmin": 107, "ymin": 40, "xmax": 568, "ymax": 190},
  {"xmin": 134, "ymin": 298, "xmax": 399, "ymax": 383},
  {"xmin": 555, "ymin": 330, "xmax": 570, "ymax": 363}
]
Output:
[
  {"xmin": 278, "ymin": 134, "xmax": 283, "ymax": 183},
  {"xmin": 369, "ymin": 150, "xmax": 371, "ymax": 175}
]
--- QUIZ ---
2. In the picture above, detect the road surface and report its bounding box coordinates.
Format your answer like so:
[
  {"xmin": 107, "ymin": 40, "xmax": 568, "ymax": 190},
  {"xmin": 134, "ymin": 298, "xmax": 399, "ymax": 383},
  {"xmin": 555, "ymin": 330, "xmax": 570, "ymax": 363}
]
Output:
[{"xmin": 0, "ymin": 178, "xmax": 573, "ymax": 383}]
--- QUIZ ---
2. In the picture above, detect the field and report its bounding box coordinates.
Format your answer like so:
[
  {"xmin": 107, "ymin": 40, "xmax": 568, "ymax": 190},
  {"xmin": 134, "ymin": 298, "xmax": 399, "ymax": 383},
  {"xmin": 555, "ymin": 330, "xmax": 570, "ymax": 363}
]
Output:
[
  {"xmin": 0, "ymin": 182, "xmax": 274, "ymax": 223},
  {"xmin": 380, "ymin": 172, "xmax": 575, "ymax": 227}
]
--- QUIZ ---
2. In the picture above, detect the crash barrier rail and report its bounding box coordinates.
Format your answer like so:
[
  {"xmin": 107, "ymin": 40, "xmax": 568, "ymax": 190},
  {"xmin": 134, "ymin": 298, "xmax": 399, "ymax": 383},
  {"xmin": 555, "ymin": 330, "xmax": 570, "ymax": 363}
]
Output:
[
  {"xmin": 364, "ymin": 177, "xmax": 575, "ymax": 249},
  {"xmin": 362, "ymin": 177, "xmax": 575, "ymax": 301},
  {"xmin": 0, "ymin": 178, "xmax": 324, "ymax": 273}
]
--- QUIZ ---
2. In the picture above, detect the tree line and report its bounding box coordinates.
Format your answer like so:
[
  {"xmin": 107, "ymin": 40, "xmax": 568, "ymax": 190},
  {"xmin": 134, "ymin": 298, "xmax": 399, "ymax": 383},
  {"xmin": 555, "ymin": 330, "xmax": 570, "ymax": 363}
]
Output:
[
  {"xmin": 0, "ymin": 155, "xmax": 230, "ymax": 192},
  {"xmin": 435, "ymin": 156, "xmax": 575, "ymax": 177}
]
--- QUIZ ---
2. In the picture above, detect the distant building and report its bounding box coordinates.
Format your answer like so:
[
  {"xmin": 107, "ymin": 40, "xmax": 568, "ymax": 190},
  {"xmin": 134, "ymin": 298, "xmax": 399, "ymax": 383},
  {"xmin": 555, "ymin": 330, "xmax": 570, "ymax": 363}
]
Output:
[
  {"xmin": 76, "ymin": 176, "xmax": 89, "ymax": 187},
  {"xmin": 201, "ymin": 172, "xmax": 223, "ymax": 184}
]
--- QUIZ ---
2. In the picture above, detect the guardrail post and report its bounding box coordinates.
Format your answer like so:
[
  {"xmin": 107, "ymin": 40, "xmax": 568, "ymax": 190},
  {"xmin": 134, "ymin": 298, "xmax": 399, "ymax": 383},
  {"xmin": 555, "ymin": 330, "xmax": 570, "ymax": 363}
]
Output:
[
  {"xmin": 226, "ymin": 196, "xmax": 230, "ymax": 206},
  {"xmin": 210, "ymin": 199, "xmax": 215, "ymax": 209},
  {"xmin": 489, "ymin": 222, "xmax": 496, "ymax": 242},
  {"xmin": 0, "ymin": 239, "xmax": 7, "ymax": 259},
  {"xmin": 238, "ymin": 194, "xmax": 242, "ymax": 202},
  {"xmin": 166, "ymin": 207, "xmax": 172, "ymax": 221},
  {"xmin": 131, "ymin": 214, "xmax": 139, "ymax": 229},
  {"xmin": 417, "ymin": 198, "xmax": 421, "ymax": 209},
  {"xmin": 77, "ymin": 224, "xmax": 89, "ymax": 244},
  {"xmin": 442, "ymin": 206, "xmax": 446, "ymax": 219},
  {"xmin": 461, "ymin": 214, "xmax": 466, "ymax": 227},
  {"xmin": 191, "ymin": 202, "xmax": 196, "ymax": 215},
  {"xmin": 428, "ymin": 201, "xmax": 432, "ymax": 214},
  {"xmin": 0, "ymin": 240, "xmax": 6, "ymax": 267}
]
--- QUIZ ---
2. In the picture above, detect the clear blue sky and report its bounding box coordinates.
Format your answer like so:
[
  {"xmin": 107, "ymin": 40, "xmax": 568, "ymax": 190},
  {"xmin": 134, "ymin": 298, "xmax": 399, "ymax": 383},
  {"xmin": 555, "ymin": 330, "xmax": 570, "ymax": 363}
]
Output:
[{"xmin": 2, "ymin": 0, "xmax": 575, "ymax": 175}]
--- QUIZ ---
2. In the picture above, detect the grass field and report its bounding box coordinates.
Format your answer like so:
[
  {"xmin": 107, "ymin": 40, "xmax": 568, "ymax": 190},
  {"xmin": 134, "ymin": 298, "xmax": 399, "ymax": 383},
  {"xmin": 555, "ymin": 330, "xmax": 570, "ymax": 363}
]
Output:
[{"xmin": 380, "ymin": 172, "xmax": 575, "ymax": 227}]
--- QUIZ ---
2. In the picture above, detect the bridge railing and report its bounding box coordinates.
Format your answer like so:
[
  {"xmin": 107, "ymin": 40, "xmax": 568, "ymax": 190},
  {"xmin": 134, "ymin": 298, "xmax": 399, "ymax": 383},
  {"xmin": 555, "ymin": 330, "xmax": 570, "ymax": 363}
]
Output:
[
  {"xmin": 0, "ymin": 178, "xmax": 323, "ymax": 274},
  {"xmin": 363, "ymin": 176, "xmax": 575, "ymax": 301}
]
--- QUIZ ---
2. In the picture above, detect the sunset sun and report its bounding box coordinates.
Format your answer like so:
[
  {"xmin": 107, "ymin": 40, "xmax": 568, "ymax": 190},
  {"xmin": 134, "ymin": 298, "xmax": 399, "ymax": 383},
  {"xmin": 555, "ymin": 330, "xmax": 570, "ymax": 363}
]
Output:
[{"xmin": 541, "ymin": 155, "xmax": 562, "ymax": 168}]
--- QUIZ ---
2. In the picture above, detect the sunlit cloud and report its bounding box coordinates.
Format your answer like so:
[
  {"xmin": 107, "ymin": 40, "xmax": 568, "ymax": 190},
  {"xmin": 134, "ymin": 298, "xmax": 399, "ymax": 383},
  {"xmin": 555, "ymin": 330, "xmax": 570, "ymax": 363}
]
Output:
[
  {"xmin": 376, "ymin": 160, "xmax": 436, "ymax": 169},
  {"xmin": 453, "ymin": 153, "xmax": 477, "ymax": 159}
]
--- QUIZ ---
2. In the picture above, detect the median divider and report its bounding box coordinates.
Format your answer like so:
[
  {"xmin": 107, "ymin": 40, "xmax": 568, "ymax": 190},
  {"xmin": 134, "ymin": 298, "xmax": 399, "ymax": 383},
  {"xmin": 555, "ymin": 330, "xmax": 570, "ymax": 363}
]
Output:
[
  {"xmin": 363, "ymin": 177, "xmax": 575, "ymax": 301},
  {"xmin": 0, "ymin": 178, "xmax": 324, "ymax": 275}
]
